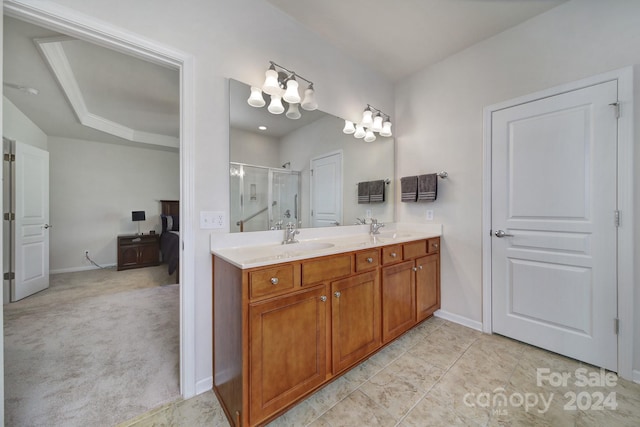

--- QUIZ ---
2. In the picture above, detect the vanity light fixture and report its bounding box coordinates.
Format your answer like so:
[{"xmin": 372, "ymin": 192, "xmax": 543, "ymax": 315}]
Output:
[
  {"xmin": 344, "ymin": 104, "xmax": 393, "ymax": 141},
  {"xmin": 247, "ymin": 61, "xmax": 317, "ymax": 120}
]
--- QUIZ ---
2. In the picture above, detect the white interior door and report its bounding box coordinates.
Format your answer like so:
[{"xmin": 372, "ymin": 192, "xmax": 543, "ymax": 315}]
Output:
[
  {"xmin": 11, "ymin": 141, "xmax": 50, "ymax": 301},
  {"xmin": 491, "ymin": 80, "xmax": 618, "ymax": 370},
  {"xmin": 310, "ymin": 151, "xmax": 342, "ymax": 227}
]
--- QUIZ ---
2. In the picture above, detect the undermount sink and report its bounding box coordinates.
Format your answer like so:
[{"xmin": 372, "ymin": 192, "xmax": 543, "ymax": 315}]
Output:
[
  {"xmin": 375, "ymin": 232, "xmax": 412, "ymax": 240},
  {"xmin": 279, "ymin": 242, "xmax": 335, "ymax": 252}
]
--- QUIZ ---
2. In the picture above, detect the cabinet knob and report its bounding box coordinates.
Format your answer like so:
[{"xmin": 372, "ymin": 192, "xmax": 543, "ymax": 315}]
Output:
[
  {"xmin": 432, "ymin": 243, "xmax": 439, "ymax": 249},
  {"xmin": 418, "ymin": 265, "xmax": 423, "ymax": 270},
  {"xmin": 413, "ymin": 267, "xmax": 418, "ymax": 272},
  {"xmin": 334, "ymin": 291, "xmax": 341, "ymax": 298},
  {"xmin": 270, "ymin": 277, "xmax": 279, "ymax": 285},
  {"xmin": 366, "ymin": 257, "xmax": 373, "ymax": 263},
  {"xmin": 390, "ymin": 252, "xmax": 397, "ymax": 258},
  {"xmin": 320, "ymin": 295, "xmax": 327, "ymax": 302}
]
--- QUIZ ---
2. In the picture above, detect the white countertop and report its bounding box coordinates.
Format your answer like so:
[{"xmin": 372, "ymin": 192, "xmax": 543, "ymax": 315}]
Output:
[{"xmin": 211, "ymin": 223, "xmax": 442, "ymax": 269}]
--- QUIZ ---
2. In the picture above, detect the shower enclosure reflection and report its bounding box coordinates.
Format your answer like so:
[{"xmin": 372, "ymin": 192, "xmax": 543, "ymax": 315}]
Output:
[{"xmin": 230, "ymin": 162, "xmax": 301, "ymax": 232}]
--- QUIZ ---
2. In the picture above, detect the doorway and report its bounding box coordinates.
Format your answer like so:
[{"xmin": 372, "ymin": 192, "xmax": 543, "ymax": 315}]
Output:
[
  {"xmin": 310, "ymin": 150, "xmax": 343, "ymax": 227},
  {"xmin": 3, "ymin": 0, "xmax": 197, "ymax": 404},
  {"xmin": 482, "ymin": 67, "xmax": 634, "ymax": 379}
]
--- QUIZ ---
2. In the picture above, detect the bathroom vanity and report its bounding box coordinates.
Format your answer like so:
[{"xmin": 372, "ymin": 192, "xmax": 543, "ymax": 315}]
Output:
[{"xmin": 211, "ymin": 224, "xmax": 441, "ymax": 426}]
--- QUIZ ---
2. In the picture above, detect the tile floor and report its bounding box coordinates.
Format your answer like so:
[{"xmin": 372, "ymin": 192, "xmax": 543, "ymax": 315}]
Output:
[{"xmin": 119, "ymin": 318, "xmax": 640, "ymax": 426}]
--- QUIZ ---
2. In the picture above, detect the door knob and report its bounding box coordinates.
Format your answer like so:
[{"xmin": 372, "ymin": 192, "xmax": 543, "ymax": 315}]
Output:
[
  {"xmin": 494, "ymin": 230, "xmax": 513, "ymax": 238},
  {"xmin": 43, "ymin": 224, "xmax": 52, "ymax": 229}
]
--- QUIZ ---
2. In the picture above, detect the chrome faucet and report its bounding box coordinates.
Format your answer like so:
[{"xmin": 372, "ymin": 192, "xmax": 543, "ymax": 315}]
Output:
[
  {"xmin": 369, "ymin": 218, "xmax": 385, "ymax": 235},
  {"xmin": 282, "ymin": 222, "xmax": 300, "ymax": 244}
]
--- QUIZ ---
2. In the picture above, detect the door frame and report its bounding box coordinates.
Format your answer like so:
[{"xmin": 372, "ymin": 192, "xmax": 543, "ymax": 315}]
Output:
[
  {"xmin": 481, "ymin": 67, "xmax": 634, "ymax": 380},
  {"xmin": 3, "ymin": 0, "xmax": 198, "ymax": 397}
]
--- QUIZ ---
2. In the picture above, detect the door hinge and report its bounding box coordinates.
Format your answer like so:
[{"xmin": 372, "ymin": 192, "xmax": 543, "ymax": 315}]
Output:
[
  {"xmin": 3, "ymin": 212, "xmax": 15, "ymax": 221},
  {"xmin": 3, "ymin": 153, "xmax": 15, "ymax": 162},
  {"xmin": 614, "ymin": 210, "xmax": 620, "ymax": 227},
  {"xmin": 614, "ymin": 318, "xmax": 620, "ymax": 335},
  {"xmin": 3, "ymin": 272, "xmax": 15, "ymax": 280},
  {"xmin": 609, "ymin": 102, "xmax": 620, "ymax": 119}
]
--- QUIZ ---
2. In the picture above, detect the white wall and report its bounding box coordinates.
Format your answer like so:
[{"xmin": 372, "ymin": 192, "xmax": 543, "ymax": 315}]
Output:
[
  {"xmin": 23, "ymin": 0, "xmax": 394, "ymax": 391},
  {"xmin": 395, "ymin": 0, "xmax": 639, "ymax": 373},
  {"xmin": 230, "ymin": 127, "xmax": 280, "ymax": 167},
  {"xmin": 3, "ymin": 96, "xmax": 47, "ymax": 150},
  {"xmin": 48, "ymin": 136, "xmax": 179, "ymax": 272}
]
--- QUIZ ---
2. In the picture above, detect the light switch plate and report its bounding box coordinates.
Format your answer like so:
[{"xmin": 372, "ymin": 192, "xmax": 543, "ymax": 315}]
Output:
[
  {"xmin": 201, "ymin": 211, "xmax": 225, "ymax": 229},
  {"xmin": 426, "ymin": 210, "xmax": 434, "ymax": 221}
]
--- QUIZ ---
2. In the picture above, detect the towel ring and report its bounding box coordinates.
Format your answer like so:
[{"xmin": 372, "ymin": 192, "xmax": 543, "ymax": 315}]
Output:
[{"xmin": 437, "ymin": 172, "xmax": 448, "ymax": 179}]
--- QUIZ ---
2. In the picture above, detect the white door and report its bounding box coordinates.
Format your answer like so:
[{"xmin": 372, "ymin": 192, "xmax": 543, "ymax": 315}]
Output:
[
  {"xmin": 11, "ymin": 141, "xmax": 50, "ymax": 301},
  {"xmin": 310, "ymin": 151, "xmax": 342, "ymax": 227},
  {"xmin": 491, "ymin": 80, "xmax": 618, "ymax": 370}
]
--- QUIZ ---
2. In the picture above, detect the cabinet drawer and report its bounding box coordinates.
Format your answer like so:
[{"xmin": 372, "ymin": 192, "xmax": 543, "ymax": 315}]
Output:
[
  {"xmin": 249, "ymin": 264, "xmax": 296, "ymax": 299},
  {"xmin": 355, "ymin": 249, "xmax": 380, "ymax": 272},
  {"xmin": 403, "ymin": 240, "xmax": 428, "ymax": 260},
  {"xmin": 428, "ymin": 238, "xmax": 440, "ymax": 253},
  {"xmin": 302, "ymin": 254, "xmax": 352, "ymax": 286},
  {"xmin": 381, "ymin": 245, "xmax": 402, "ymax": 264}
]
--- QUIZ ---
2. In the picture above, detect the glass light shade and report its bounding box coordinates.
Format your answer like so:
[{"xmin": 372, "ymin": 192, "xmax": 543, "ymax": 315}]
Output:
[
  {"xmin": 300, "ymin": 86, "xmax": 318, "ymax": 111},
  {"xmin": 283, "ymin": 79, "xmax": 301, "ymax": 104},
  {"xmin": 343, "ymin": 120, "xmax": 355, "ymax": 134},
  {"xmin": 380, "ymin": 120, "xmax": 393, "ymax": 137},
  {"xmin": 354, "ymin": 124, "xmax": 366, "ymax": 139},
  {"xmin": 267, "ymin": 94, "xmax": 285, "ymax": 114},
  {"xmin": 372, "ymin": 114, "xmax": 383, "ymax": 132},
  {"xmin": 361, "ymin": 108, "xmax": 373, "ymax": 128},
  {"xmin": 364, "ymin": 129, "xmax": 376, "ymax": 142},
  {"xmin": 247, "ymin": 86, "xmax": 265, "ymax": 107},
  {"xmin": 262, "ymin": 68, "xmax": 281, "ymax": 95},
  {"xmin": 285, "ymin": 102, "xmax": 301, "ymax": 119}
]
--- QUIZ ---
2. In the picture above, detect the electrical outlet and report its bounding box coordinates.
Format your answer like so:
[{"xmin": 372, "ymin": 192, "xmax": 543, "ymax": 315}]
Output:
[
  {"xmin": 426, "ymin": 210, "xmax": 434, "ymax": 221},
  {"xmin": 201, "ymin": 211, "xmax": 225, "ymax": 229},
  {"xmin": 366, "ymin": 209, "xmax": 372, "ymax": 219}
]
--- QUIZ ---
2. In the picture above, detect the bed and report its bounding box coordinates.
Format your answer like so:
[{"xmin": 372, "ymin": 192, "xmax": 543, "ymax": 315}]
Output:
[{"xmin": 160, "ymin": 200, "xmax": 180, "ymax": 283}]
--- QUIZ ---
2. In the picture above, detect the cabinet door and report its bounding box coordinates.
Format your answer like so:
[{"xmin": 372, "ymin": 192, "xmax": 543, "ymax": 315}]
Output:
[
  {"xmin": 416, "ymin": 254, "xmax": 440, "ymax": 322},
  {"xmin": 119, "ymin": 246, "xmax": 139, "ymax": 268},
  {"xmin": 139, "ymin": 243, "xmax": 159, "ymax": 266},
  {"xmin": 249, "ymin": 285, "xmax": 328, "ymax": 425},
  {"xmin": 381, "ymin": 260, "xmax": 416, "ymax": 343},
  {"xmin": 332, "ymin": 271, "xmax": 381, "ymax": 374}
]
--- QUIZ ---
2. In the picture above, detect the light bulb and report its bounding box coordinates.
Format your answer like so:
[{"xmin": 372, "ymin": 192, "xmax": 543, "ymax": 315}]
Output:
[
  {"xmin": 286, "ymin": 102, "xmax": 301, "ymax": 119},
  {"xmin": 300, "ymin": 85, "xmax": 318, "ymax": 111},
  {"xmin": 268, "ymin": 94, "xmax": 285, "ymax": 114},
  {"xmin": 380, "ymin": 119, "xmax": 392, "ymax": 137},
  {"xmin": 343, "ymin": 120, "xmax": 355, "ymax": 134},
  {"xmin": 372, "ymin": 113, "xmax": 383, "ymax": 132},
  {"xmin": 354, "ymin": 124, "xmax": 366, "ymax": 139},
  {"xmin": 262, "ymin": 66, "xmax": 281, "ymax": 95},
  {"xmin": 283, "ymin": 78, "xmax": 301, "ymax": 104},
  {"xmin": 364, "ymin": 129, "xmax": 376, "ymax": 142},
  {"xmin": 361, "ymin": 107, "xmax": 373, "ymax": 128},
  {"xmin": 247, "ymin": 86, "xmax": 265, "ymax": 107}
]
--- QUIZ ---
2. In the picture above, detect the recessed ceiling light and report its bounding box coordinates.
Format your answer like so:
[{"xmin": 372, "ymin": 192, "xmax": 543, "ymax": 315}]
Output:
[{"xmin": 258, "ymin": 125, "xmax": 267, "ymax": 131}]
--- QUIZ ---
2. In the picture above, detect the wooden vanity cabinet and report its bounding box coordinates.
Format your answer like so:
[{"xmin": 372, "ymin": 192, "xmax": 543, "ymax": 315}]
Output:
[
  {"xmin": 213, "ymin": 237, "xmax": 440, "ymax": 427},
  {"xmin": 249, "ymin": 284, "xmax": 328, "ymax": 423},
  {"xmin": 331, "ymin": 270, "xmax": 381, "ymax": 374}
]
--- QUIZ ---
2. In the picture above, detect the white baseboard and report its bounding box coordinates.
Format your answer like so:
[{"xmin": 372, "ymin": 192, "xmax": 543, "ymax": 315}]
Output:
[
  {"xmin": 50, "ymin": 264, "xmax": 116, "ymax": 274},
  {"xmin": 633, "ymin": 370, "xmax": 640, "ymax": 385},
  {"xmin": 196, "ymin": 376, "xmax": 213, "ymax": 395},
  {"xmin": 434, "ymin": 309, "xmax": 483, "ymax": 331}
]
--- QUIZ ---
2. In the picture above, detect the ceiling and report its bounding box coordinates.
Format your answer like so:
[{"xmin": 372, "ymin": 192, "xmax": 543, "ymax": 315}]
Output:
[
  {"xmin": 3, "ymin": 16, "xmax": 180, "ymax": 151},
  {"xmin": 3, "ymin": 1, "xmax": 567, "ymax": 149},
  {"xmin": 266, "ymin": 0, "xmax": 568, "ymax": 81}
]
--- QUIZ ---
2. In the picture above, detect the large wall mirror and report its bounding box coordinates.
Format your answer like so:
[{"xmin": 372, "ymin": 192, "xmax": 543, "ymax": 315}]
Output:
[{"xmin": 229, "ymin": 79, "xmax": 394, "ymax": 232}]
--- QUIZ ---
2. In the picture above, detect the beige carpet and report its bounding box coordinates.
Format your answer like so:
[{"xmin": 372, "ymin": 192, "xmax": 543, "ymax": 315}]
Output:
[{"xmin": 4, "ymin": 265, "xmax": 180, "ymax": 426}]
